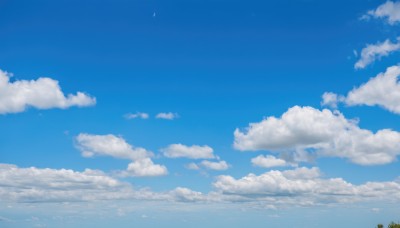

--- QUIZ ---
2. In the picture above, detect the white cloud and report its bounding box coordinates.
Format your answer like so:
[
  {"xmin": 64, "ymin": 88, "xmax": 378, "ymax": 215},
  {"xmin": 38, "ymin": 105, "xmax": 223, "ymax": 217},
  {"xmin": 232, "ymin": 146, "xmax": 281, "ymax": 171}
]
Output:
[
  {"xmin": 0, "ymin": 69, "xmax": 96, "ymax": 114},
  {"xmin": 161, "ymin": 144, "xmax": 215, "ymax": 159},
  {"xmin": 321, "ymin": 92, "xmax": 344, "ymax": 109},
  {"xmin": 75, "ymin": 133, "xmax": 167, "ymax": 177},
  {"xmin": 76, "ymin": 133, "xmax": 151, "ymax": 160},
  {"xmin": 124, "ymin": 112, "xmax": 149, "ymax": 119},
  {"xmin": 124, "ymin": 158, "xmax": 168, "ymax": 177},
  {"xmin": 169, "ymin": 187, "xmax": 205, "ymax": 202},
  {"xmin": 234, "ymin": 105, "xmax": 400, "ymax": 165},
  {"xmin": 0, "ymin": 164, "xmax": 127, "ymax": 203},
  {"xmin": 200, "ymin": 160, "xmax": 229, "ymax": 171},
  {"xmin": 213, "ymin": 167, "xmax": 400, "ymax": 205},
  {"xmin": 354, "ymin": 38, "xmax": 400, "ymax": 69},
  {"xmin": 156, "ymin": 112, "xmax": 179, "ymax": 120},
  {"xmin": 2, "ymin": 163, "xmax": 400, "ymax": 208},
  {"xmin": 345, "ymin": 65, "xmax": 400, "ymax": 114},
  {"xmin": 185, "ymin": 162, "xmax": 200, "ymax": 170},
  {"xmin": 363, "ymin": 1, "xmax": 400, "ymax": 25},
  {"xmin": 251, "ymin": 155, "xmax": 295, "ymax": 168}
]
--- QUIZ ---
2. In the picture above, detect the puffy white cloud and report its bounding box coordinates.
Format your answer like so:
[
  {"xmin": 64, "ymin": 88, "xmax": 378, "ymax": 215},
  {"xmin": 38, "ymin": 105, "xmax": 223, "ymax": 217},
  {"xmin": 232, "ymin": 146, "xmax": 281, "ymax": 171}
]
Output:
[
  {"xmin": 2, "ymin": 163, "xmax": 400, "ymax": 208},
  {"xmin": 354, "ymin": 38, "xmax": 400, "ymax": 69},
  {"xmin": 124, "ymin": 158, "xmax": 168, "ymax": 177},
  {"xmin": 156, "ymin": 112, "xmax": 179, "ymax": 120},
  {"xmin": 200, "ymin": 160, "xmax": 229, "ymax": 171},
  {"xmin": 0, "ymin": 69, "xmax": 95, "ymax": 114},
  {"xmin": 161, "ymin": 144, "xmax": 215, "ymax": 159},
  {"xmin": 75, "ymin": 133, "xmax": 167, "ymax": 177},
  {"xmin": 345, "ymin": 65, "xmax": 400, "ymax": 114},
  {"xmin": 363, "ymin": 1, "xmax": 400, "ymax": 25},
  {"xmin": 251, "ymin": 155, "xmax": 295, "ymax": 168},
  {"xmin": 213, "ymin": 167, "xmax": 400, "ymax": 204},
  {"xmin": 169, "ymin": 187, "xmax": 205, "ymax": 202},
  {"xmin": 234, "ymin": 106, "xmax": 400, "ymax": 165},
  {"xmin": 76, "ymin": 133, "xmax": 151, "ymax": 160},
  {"xmin": 0, "ymin": 164, "xmax": 128, "ymax": 203},
  {"xmin": 124, "ymin": 112, "xmax": 149, "ymax": 119}
]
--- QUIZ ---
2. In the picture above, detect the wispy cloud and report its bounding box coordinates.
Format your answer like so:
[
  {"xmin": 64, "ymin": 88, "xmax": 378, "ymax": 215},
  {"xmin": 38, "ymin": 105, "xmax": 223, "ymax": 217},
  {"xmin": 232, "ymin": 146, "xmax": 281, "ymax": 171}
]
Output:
[
  {"xmin": 362, "ymin": 1, "xmax": 400, "ymax": 25},
  {"xmin": 354, "ymin": 37, "xmax": 400, "ymax": 69},
  {"xmin": 124, "ymin": 112, "xmax": 149, "ymax": 119},
  {"xmin": 156, "ymin": 112, "xmax": 179, "ymax": 120}
]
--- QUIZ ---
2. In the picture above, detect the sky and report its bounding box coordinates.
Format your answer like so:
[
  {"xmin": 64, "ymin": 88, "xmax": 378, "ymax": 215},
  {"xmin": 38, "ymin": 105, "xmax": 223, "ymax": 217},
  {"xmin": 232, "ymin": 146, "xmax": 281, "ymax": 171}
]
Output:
[{"xmin": 1, "ymin": 0, "xmax": 400, "ymax": 227}]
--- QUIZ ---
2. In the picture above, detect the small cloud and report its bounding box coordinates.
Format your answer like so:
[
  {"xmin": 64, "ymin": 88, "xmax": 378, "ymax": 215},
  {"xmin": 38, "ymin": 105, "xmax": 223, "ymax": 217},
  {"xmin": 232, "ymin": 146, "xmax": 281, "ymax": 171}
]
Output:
[
  {"xmin": 124, "ymin": 112, "xmax": 149, "ymax": 120},
  {"xmin": 200, "ymin": 160, "xmax": 229, "ymax": 171},
  {"xmin": 185, "ymin": 162, "xmax": 200, "ymax": 170},
  {"xmin": 161, "ymin": 144, "xmax": 215, "ymax": 159},
  {"xmin": 156, "ymin": 112, "xmax": 179, "ymax": 120}
]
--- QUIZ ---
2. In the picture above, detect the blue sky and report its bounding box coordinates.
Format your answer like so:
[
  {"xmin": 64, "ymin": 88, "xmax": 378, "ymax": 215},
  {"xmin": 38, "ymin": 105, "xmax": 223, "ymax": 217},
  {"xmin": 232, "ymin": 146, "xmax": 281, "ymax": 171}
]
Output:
[{"xmin": 2, "ymin": 0, "xmax": 400, "ymax": 227}]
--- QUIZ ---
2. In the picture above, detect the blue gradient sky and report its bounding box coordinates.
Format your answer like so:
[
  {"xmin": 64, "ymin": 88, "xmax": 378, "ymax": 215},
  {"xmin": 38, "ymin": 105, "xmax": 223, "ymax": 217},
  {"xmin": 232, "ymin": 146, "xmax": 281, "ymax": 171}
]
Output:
[{"xmin": 1, "ymin": 0, "xmax": 400, "ymax": 227}]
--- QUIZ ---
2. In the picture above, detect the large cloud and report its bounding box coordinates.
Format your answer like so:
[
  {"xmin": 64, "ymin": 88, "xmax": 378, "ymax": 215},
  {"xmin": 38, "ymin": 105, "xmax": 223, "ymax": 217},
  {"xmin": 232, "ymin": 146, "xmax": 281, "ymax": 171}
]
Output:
[
  {"xmin": 354, "ymin": 38, "xmax": 400, "ymax": 69},
  {"xmin": 161, "ymin": 144, "xmax": 215, "ymax": 159},
  {"xmin": 2, "ymin": 164, "xmax": 400, "ymax": 208},
  {"xmin": 0, "ymin": 164, "xmax": 192, "ymax": 203},
  {"xmin": 75, "ymin": 133, "xmax": 167, "ymax": 177},
  {"xmin": 363, "ymin": 1, "xmax": 400, "ymax": 25},
  {"xmin": 0, "ymin": 69, "xmax": 95, "ymax": 114},
  {"xmin": 213, "ymin": 167, "xmax": 400, "ymax": 205},
  {"xmin": 234, "ymin": 106, "xmax": 400, "ymax": 165}
]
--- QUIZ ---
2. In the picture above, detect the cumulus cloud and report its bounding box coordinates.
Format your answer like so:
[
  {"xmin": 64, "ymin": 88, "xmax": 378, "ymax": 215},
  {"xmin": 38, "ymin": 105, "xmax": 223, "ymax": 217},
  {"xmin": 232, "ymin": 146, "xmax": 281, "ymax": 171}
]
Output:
[
  {"xmin": 234, "ymin": 106, "xmax": 400, "ymax": 165},
  {"xmin": 354, "ymin": 38, "xmax": 400, "ymax": 69},
  {"xmin": 0, "ymin": 69, "xmax": 96, "ymax": 114},
  {"xmin": 2, "ymin": 163, "xmax": 400, "ymax": 208},
  {"xmin": 123, "ymin": 158, "xmax": 168, "ymax": 177},
  {"xmin": 124, "ymin": 112, "xmax": 149, "ymax": 119},
  {"xmin": 345, "ymin": 65, "xmax": 400, "ymax": 114},
  {"xmin": 161, "ymin": 144, "xmax": 215, "ymax": 159},
  {"xmin": 363, "ymin": 1, "xmax": 400, "ymax": 25},
  {"xmin": 213, "ymin": 167, "xmax": 400, "ymax": 205},
  {"xmin": 156, "ymin": 112, "xmax": 179, "ymax": 120},
  {"xmin": 251, "ymin": 155, "xmax": 295, "ymax": 168},
  {"xmin": 0, "ymin": 163, "xmax": 189, "ymax": 203},
  {"xmin": 75, "ymin": 133, "xmax": 167, "ymax": 177},
  {"xmin": 200, "ymin": 160, "xmax": 229, "ymax": 171},
  {"xmin": 0, "ymin": 164, "xmax": 127, "ymax": 203},
  {"xmin": 76, "ymin": 133, "xmax": 151, "ymax": 160}
]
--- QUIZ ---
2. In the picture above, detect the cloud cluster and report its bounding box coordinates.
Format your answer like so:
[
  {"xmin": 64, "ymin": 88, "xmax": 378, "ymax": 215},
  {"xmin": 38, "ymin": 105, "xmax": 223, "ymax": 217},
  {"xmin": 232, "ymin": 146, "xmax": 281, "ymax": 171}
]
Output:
[
  {"xmin": 212, "ymin": 167, "xmax": 400, "ymax": 206},
  {"xmin": 0, "ymin": 69, "xmax": 95, "ymax": 114},
  {"xmin": 363, "ymin": 0, "xmax": 400, "ymax": 25},
  {"xmin": 3, "ymin": 164, "xmax": 400, "ymax": 207},
  {"xmin": 234, "ymin": 106, "xmax": 400, "ymax": 165},
  {"xmin": 76, "ymin": 134, "xmax": 167, "ymax": 177}
]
